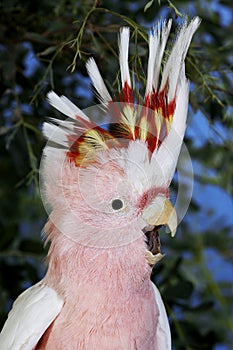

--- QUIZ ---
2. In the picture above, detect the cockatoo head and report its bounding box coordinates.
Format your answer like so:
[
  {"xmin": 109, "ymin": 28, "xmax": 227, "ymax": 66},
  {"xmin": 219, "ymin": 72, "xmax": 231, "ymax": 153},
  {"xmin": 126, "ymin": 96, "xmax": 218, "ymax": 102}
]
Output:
[{"xmin": 40, "ymin": 18, "xmax": 200, "ymax": 267}]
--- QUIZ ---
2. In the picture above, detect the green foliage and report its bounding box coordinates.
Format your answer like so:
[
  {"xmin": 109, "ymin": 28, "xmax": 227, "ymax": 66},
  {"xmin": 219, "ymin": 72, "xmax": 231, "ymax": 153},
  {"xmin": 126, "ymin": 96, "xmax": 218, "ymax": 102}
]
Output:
[{"xmin": 0, "ymin": 0, "xmax": 232, "ymax": 348}]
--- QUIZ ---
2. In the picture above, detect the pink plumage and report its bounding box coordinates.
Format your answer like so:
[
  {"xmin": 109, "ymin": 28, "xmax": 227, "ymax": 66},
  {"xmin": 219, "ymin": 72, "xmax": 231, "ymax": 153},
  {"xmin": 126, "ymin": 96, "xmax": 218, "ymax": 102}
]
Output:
[{"xmin": 0, "ymin": 17, "xmax": 200, "ymax": 350}]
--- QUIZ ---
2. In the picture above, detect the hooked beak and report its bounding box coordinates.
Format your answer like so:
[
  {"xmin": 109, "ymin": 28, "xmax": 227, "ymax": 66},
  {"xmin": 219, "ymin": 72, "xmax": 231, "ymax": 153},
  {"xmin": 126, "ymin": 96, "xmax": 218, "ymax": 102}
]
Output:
[{"xmin": 140, "ymin": 194, "xmax": 177, "ymax": 266}]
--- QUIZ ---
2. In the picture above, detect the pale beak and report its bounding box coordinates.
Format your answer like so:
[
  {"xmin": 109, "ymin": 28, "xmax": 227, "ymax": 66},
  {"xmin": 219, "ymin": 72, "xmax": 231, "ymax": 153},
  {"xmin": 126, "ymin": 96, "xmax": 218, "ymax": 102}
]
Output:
[{"xmin": 142, "ymin": 194, "xmax": 177, "ymax": 237}]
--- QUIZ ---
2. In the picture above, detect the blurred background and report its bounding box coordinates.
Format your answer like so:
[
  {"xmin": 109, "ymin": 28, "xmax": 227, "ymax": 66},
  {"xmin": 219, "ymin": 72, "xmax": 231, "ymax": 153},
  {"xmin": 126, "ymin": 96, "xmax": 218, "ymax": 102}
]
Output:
[{"xmin": 0, "ymin": 0, "xmax": 232, "ymax": 349}]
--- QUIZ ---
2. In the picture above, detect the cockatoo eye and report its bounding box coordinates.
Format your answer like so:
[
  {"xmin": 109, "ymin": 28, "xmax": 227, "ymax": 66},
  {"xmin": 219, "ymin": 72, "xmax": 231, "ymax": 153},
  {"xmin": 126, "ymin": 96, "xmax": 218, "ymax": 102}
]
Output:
[{"xmin": 111, "ymin": 198, "xmax": 124, "ymax": 211}]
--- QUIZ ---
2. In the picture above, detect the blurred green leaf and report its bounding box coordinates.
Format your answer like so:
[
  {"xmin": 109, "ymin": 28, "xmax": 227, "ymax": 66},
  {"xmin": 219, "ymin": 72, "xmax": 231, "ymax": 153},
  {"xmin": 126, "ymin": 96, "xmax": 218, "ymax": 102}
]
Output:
[{"xmin": 144, "ymin": 0, "xmax": 155, "ymax": 12}]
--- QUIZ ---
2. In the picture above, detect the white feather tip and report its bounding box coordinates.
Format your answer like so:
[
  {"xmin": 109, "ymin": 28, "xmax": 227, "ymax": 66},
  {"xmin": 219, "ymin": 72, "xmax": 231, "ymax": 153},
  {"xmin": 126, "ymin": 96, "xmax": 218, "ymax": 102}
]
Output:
[
  {"xmin": 86, "ymin": 58, "xmax": 112, "ymax": 103},
  {"xmin": 119, "ymin": 27, "xmax": 131, "ymax": 88},
  {"xmin": 47, "ymin": 91, "xmax": 89, "ymax": 121}
]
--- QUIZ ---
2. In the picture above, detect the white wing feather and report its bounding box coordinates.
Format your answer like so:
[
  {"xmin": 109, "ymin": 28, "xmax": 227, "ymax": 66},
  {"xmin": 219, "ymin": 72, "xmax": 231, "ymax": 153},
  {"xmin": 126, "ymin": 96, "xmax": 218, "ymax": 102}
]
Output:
[
  {"xmin": 0, "ymin": 281, "xmax": 64, "ymax": 350},
  {"xmin": 151, "ymin": 282, "xmax": 171, "ymax": 350}
]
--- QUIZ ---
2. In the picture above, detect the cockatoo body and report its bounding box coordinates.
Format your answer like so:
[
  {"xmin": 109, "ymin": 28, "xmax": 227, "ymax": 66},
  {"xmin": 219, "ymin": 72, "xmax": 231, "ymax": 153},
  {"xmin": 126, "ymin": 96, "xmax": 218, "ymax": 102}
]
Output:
[{"xmin": 0, "ymin": 17, "xmax": 200, "ymax": 349}]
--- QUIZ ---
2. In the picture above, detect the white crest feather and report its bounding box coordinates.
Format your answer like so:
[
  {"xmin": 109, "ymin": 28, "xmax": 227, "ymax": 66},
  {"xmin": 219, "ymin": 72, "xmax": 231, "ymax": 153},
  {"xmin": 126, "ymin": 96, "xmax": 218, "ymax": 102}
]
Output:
[
  {"xmin": 47, "ymin": 91, "xmax": 89, "ymax": 121},
  {"xmin": 146, "ymin": 19, "xmax": 172, "ymax": 94},
  {"xmin": 123, "ymin": 140, "xmax": 152, "ymax": 193},
  {"xmin": 119, "ymin": 27, "xmax": 131, "ymax": 88},
  {"xmin": 86, "ymin": 57, "xmax": 112, "ymax": 103},
  {"xmin": 48, "ymin": 118, "xmax": 84, "ymax": 133},
  {"xmin": 151, "ymin": 17, "xmax": 201, "ymax": 185},
  {"xmin": 152, "ymin": 67, "xmax": 190, "ymax": 186},
  {"xmin": 160, "ymin": 17, "xmax": 201, "ymax": 101},
  {"xmin": 42, "ymin": 122, "xmax": 68, "ymax": 145}
]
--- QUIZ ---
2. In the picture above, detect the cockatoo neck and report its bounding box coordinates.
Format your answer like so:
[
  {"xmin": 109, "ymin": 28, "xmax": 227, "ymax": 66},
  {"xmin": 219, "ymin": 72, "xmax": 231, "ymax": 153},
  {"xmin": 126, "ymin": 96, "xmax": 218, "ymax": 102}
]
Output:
[{"xmin": 44, "ymin": 220, "xmax": 152, "ymax": 299}]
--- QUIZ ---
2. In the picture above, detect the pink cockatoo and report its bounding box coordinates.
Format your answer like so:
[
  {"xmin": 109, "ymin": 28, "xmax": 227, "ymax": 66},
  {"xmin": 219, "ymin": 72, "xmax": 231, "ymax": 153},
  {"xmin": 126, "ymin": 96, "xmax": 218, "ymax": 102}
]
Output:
[{"xmin": 0, "ymin": 17, "xmax": 200, "ymax": 349}]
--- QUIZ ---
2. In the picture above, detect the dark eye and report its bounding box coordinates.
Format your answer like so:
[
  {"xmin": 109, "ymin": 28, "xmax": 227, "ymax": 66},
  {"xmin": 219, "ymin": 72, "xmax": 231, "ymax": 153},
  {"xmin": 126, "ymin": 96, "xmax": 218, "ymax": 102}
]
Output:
[{"xmin": 111, "ymin": 198, "xmax": 124, "ymax": 211}]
